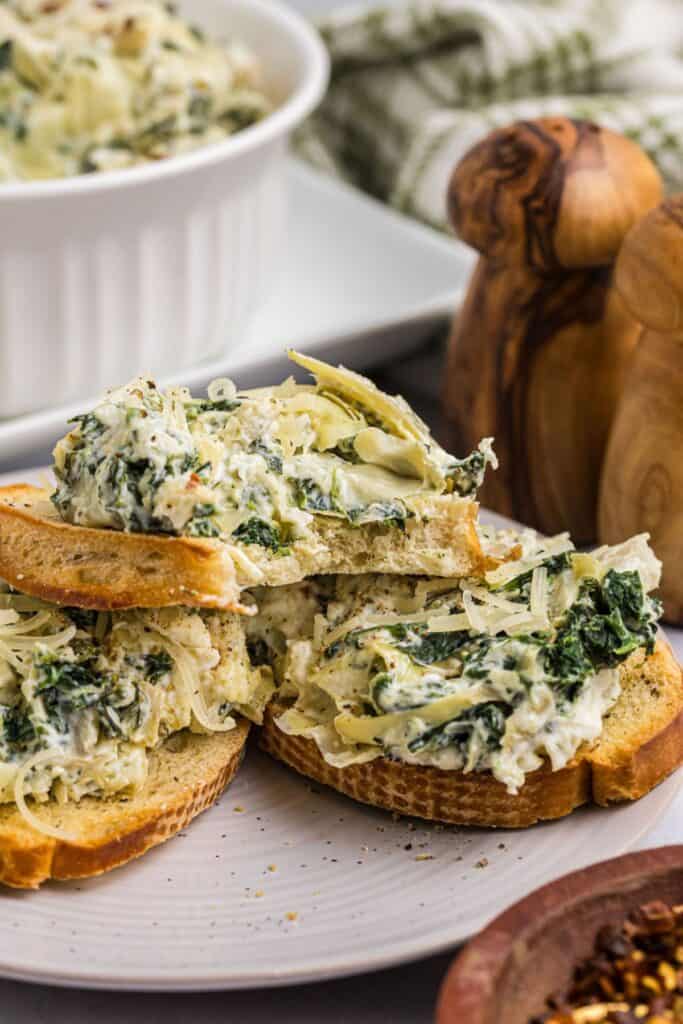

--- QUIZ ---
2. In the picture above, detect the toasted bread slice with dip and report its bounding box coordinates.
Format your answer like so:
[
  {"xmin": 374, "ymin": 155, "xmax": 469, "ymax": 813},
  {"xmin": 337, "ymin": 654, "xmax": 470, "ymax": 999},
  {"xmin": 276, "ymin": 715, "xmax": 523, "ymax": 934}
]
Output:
[
  {"xmin": 0, "ymin": 724, "xmax": 249, "ymax": 889},
  {"xmin": 260, "ymin": 642, "xmax": 682, "ymax": 828},
  {"xmin": 11, "ymin": 352, "xmax": 493, "ymax": 608},
  {"xmin": 253, "ymin": 532, "xmax": 682, "ymax": 827},
  {"xmin": 0, "ymin": 589, "xmax": 271, "ymax": 887}
]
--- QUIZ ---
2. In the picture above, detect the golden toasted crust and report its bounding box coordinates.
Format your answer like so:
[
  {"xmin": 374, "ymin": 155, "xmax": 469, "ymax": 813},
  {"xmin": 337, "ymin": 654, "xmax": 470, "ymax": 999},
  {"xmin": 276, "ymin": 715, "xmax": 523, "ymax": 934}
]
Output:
[
  {"xmin": 0, "ymin": 485, "xmax": 243, "ymax": 611},
  {"xmin": 0, "ymin": 721, "xmax": 249, "ymax": 889},
  {"xmin": 0, "ymin": 485, "xmax": 486, "ymax": 603},
  {"xmin": 259, "ymin": 641, "xmax": 683, "ymax": 828},
  {"xmin": 591, "ymin": 641, "xmax": 683, "ymax": 804},
  {"xmin": 259, "ymin": 710, "xmax": 591, "ymax": 827}
]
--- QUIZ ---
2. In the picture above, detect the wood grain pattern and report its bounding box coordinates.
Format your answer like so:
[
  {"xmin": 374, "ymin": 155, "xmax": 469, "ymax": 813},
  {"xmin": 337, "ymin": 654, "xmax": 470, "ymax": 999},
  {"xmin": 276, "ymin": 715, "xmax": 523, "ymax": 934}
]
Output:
[
  {"xmin": 444, "ymin": 118, "xmax": 662, "ymax": 542},
  {"xmin": 600, "ymin": 197, "xmax": 683, "ymax": 624}
]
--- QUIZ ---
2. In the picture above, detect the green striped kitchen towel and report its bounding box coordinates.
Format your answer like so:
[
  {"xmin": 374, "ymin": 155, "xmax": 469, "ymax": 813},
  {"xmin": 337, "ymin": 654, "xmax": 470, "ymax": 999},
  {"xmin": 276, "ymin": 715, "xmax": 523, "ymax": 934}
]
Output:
[{"xmin": 296, "ymin": 0, "xmax": 683, "ymax": 231}]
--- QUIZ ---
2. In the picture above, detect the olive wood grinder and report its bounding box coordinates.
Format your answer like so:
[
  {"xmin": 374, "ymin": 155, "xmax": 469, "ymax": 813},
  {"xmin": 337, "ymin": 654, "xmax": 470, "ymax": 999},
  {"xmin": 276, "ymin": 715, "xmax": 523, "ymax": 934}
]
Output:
[
  {"xmin": 444, "ymin": 117, "xmax": 662, "ymax": 543},
  {"xmin": 599, "ymin": 197, "xmax": 683, "ymax": 624}
]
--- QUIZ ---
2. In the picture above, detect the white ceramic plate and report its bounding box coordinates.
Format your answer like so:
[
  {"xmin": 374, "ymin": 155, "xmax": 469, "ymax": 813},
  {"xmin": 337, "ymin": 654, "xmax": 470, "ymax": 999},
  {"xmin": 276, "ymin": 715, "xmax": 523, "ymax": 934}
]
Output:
[
  {"xmin": 0, "ymin": 749, "xmax": 677, "ymax": 992},
  {"xmin": 0, "ymin": 159, "xmax": 473, "ymax": 472},
  {"xmin": 0, "ymin": 469, "xmax": 677, "ymax": 992}
]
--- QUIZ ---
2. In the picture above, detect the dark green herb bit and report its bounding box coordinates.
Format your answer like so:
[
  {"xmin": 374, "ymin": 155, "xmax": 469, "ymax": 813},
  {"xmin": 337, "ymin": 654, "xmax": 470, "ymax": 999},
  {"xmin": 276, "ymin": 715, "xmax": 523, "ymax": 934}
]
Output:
[
  {"xmin": 0, "ymin": 108, "xmax": 27, "ymax": 141},
  {"xmin": 248, "ymin": 441, "xmax": 283, "ymax": 474},
  {"xmin": 446, "ymin": 444, "xmax": 493, "ymax": 497},
  {"xmin": 143, "ymin": 650, "xmax": 174, "ymax": 682},
  {"xmin": 294, "ymin": 479, "xmax": 337, "ymax": 514},
  {"xmin": 543, "ymin": 568, "xmax": 659, "ymax": 698},
  {"xmin": 407, "ymin": 701, "xmax": 509, "ymax": 756},
  {"xmin": 330, "ymin": 436, "xmax": 361, "ymax": 464},
  {"xmin": 499, "ymin": 552, "xmax": 572, "ymax": 600},
  {"xmin": 232, "ymin": 517, "xmax": 284, "ymax": 553},
  {"xmin": 66, "ymin": 412, "xmax": 105, "ymax": 439},
  {"xmin": 186, "ymin": 503, "xmax": 220, "ymax": 538},
  {"xmin": 394, "ymin": 626, "xmax": 471, "ymax": 666},
  {"xmin": 0, "ymin": 40, "xmax": 13, "ymax": 72},
  {"xmin": 2, "ymin": 704, "xmax": 35, "ymax": 752},
  {"xmin": 188, "ymin": 90, "xmax": 212, "ymax": 124},
  {"xmin": 184, "ymin": 397, "xmax": 240, "ymax": 422},
  {"xmin": 34, "ymin": 656, "xmax": 106, "ymax": 735},
  {"xmin": 348, "ymin": 500, "xmax": 408, "ymax": 530},
  {"xmin": 64, "ymin": 607, "xmax": 99, "ymax": 630},
  {"xmin": 247, "ymin": 638, "xmax": 271, "ymax": 667}
]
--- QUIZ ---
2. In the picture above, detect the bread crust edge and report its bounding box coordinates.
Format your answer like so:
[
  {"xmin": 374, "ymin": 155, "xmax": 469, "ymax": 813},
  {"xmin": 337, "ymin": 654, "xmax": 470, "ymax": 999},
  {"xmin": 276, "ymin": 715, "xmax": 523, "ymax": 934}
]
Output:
[
  {"xmin": 0, "ymin": 484, "xmax": 242, "ymax": 611},
  {"xmin": 0, "ymin": 721, "xmax": 249, "ymax": 889},
  {"xmin": 259, "ymin": 643, "xmax": 683, "ymax": 828}
]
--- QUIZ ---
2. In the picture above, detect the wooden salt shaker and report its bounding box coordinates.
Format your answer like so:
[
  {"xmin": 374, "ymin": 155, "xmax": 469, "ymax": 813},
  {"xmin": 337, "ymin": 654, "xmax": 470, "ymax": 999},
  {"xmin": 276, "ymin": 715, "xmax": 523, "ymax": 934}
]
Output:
[
  {"xmin": 444, "ymin": 117, "xmax": 662, "ymax": 543},
  {"xmin": 599, "ymin": 197, "xmax": 683, "ymax": 624}
]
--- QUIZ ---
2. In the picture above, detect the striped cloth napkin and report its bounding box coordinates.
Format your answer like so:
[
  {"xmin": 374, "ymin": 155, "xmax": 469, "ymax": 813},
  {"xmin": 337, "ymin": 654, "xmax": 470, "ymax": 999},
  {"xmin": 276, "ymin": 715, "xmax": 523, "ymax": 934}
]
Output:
[{"xmin": 296, "ymin": 0, "xmax": 683, "ymax": 231}]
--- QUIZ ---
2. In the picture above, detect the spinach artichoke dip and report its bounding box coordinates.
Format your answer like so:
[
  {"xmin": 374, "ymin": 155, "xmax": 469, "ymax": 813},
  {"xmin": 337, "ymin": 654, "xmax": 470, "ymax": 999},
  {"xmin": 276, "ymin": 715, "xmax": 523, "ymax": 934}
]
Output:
[
  {"xmin": 51, "ymin": 351, "xmax": 495, "ymax": 575},
  {"xmin": 0, "ymin": 585, "xmax": 272, "ymax": 837},
  {"xmin": 0, "ymin": 0, "xmax": 270, "ymax": 181},
  {"xmin": 250, "ymin": 533, "xmax": 662, "ymax": 794}
]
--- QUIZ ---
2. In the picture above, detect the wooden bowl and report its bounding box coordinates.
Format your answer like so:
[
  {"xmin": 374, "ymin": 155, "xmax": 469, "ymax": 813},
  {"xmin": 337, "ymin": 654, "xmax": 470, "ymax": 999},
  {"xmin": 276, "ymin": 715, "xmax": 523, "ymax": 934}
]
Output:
[{"xmin": 436, "ymin": 845, "xmax": 683, "ymax": 1024}]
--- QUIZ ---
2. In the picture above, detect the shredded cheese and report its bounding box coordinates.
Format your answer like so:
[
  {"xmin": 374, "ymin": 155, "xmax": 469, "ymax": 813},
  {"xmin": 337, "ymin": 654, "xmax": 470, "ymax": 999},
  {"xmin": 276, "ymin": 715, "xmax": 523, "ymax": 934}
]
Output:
[
  {"xmin": 485, "ymin": 533, "xmax": 574, "ymax": 587},
  {"xmin": 151, "ymin": 631, "xmax": 236, "ymax": 734},
  {"xmin": 13, "ymin": 749, "xmax": 80, "ymax": 842}
]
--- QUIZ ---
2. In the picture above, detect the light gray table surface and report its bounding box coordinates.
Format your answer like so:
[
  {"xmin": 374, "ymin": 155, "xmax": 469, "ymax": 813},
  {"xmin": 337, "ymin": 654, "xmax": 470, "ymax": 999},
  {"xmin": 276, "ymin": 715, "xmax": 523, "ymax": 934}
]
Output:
[{"xmin": 2, "ymin": 343, "xmax": 682, "ymax": 1022}]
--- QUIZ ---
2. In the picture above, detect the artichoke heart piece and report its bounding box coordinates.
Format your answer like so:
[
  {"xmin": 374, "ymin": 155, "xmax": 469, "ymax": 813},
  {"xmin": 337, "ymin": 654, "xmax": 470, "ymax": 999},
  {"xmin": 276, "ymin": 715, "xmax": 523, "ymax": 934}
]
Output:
[
  {"xmin": 334, "ymin": 685, "xmax": 489, "ymax": 745},
  {"xmin": 278, "ymin": 392, "xmax": 364, "ymax": 452},
  {"xmin": 353, "ymin": 427, "xmax": 441, "ymax": 485},
  {"xmin": 288, "ymin": 350, "xmax": 436, "ymax": 446}
]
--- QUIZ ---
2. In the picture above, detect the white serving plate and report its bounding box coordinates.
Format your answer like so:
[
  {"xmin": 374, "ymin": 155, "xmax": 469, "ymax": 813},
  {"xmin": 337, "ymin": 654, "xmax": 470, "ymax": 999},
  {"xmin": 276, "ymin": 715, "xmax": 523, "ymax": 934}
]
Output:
[
  {"xmin": 0, "ymin": 160, "xmax": 473, "ymax": 472},
  {"xmin": 0, "ymin": 467, "xmax": 677, "ymax": 993}
]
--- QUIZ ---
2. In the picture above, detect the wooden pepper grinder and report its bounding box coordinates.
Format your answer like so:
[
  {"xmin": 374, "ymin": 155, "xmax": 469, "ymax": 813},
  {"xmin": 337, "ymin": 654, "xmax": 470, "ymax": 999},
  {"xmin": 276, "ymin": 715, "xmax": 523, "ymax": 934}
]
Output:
[
  {"xmin": 444, "ymin": 117, "xmax": 662, "ymax": 543},
  {"xmin": 599, "ymin": 197, "xmax": 683, "ymax": 624}
]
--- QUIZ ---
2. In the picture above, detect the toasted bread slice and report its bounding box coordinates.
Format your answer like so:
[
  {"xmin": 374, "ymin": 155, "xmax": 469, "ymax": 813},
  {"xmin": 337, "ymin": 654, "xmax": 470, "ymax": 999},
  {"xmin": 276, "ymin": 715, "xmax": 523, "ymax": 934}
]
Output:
[
  {"xmin": 259, "ymin": 641, "xmax": 682, "ymax": 829},
  {"xmin": 241, "ymin": 491, "xmax": 485, "ymax": 585},
  {"xmin": 0, "ymin": 485, "xmax": 485, "ymax": 607},
  {"xmin": 0, "ymin": 485, "xmax": 244, "ymax": 611},
  {"xmin": 0, "ymin": 720, "xmax": 249, "ymax": 889}
]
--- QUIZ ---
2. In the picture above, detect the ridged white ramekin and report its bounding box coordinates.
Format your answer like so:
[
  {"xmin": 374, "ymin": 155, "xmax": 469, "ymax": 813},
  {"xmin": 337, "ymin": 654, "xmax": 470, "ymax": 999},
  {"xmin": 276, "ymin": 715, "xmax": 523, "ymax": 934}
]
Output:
[{"xmin": 0, "ymin": 0, "xmax": 328, "ymax": 418}]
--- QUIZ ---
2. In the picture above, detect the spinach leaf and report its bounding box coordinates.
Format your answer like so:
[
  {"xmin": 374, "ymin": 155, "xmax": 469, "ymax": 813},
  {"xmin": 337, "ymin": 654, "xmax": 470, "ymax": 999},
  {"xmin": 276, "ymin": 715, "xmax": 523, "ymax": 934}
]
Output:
[
  {"xmin": 330, "ymin": 436, "xmax": 361, "ymax": 464},
  {"xmin": 184, "ymin": 397, "xmax": 240, "ymax": 422},
  {"xmin": 186, "ymin": 502, "xmax": 220, "ymax": 538},
  {"xmin": 248, "ymin": 440, "xmax": 283, "ymax": 474},
  {"xmin": 66, "ymin": 412, "xmax": 106, "ymax": 440},
  {"xmin": 2, "ymin": 705, "xmax": 35, "ymax": 752},
  {"xmin": 294, "ymin": 478, "xmax": 337, "ymax": 513},
  {"xmin": 407, "ymin": 700, "xmax": 509, "ymax": 755},
  {"xmin": 348, "ymin": 501, "xmax": 408, "ymax": 530},
  {"xmin": 542, "ymin": 568, "xmax": 659, "ymax": 695},
  {"xmin": 393, "ymin": 626, "xmax": 471, "ymax": 666},
  {"xmin": 499, "ymin": 552, "xmax": 571, "ymax": 599},
  {"xmin": 445, "ymin": 442, "xmax": 494, "ymax": 497},
  {"xmin": 34, "ymin": 657, "xmax": 107, "ymax": 734},
  {"xmin": 142, "ymin": 650, "xmax": 173, "ymax": 682},
  {"xmin": 64, "ymin": 607, "xmax": 99, "ymax": 631},
  {"xmin": 232, "ymin": 517, "xmax": 285, "ymax": 552}
]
